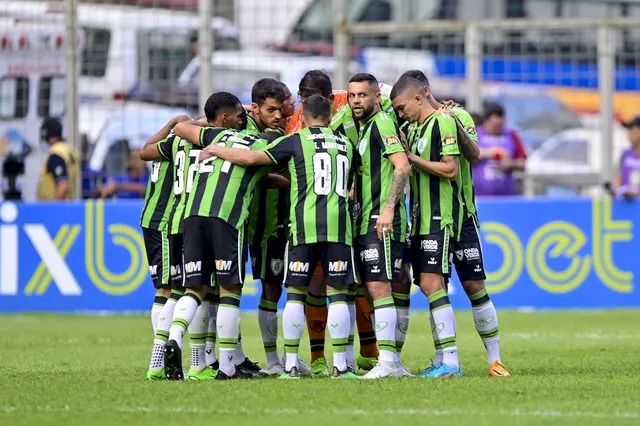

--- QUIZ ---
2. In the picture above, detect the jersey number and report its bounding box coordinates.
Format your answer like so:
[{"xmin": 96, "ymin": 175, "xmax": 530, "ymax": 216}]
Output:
[
  {"xmin": 312, "ymin": 153, "xmax": 349, "ymax": 197},
  {"xmin": 199, "ymin": 142, "xmax": 249, "ymax": 174},
  {"xmin": 173, "ymin": 149, "xmax": 201, "ymax": 195}
]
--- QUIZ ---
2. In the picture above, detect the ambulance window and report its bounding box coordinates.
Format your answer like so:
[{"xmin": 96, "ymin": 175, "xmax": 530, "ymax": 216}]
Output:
[
  {"xmin": 38, "ymin": 76, "xmax": 66, "ymax": 118},
  {"xmin": 0, "ymin": 77, "xmax": 29, "ymax": 119},
  {"xmin": 81, "ymin": 28, "xmax": 111, "ymax": 78}
]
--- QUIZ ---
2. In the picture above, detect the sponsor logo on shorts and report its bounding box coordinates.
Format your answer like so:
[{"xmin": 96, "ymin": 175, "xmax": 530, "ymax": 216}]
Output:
[
  {"xmin": 288, "ymin": 261, "xmax": 309, "ymax": 273},
  {"xmin": 148, "ymin": 265, "xmax": 158, "ymax": 276},
  {"xmin": 464, "ymin": 247, "xmax": 480, "ymax": 261},
  {"xmin": 474, "ymin": 264, "xmax": 482, "ymax": 272},
  {"xmin": 360, "ymin": 248, "xmax": 379, "ymax": 263},
  {"xmin": 215, "ymin": 259, "xmax": 232, "ymax": 271},
  {"xmin": 421, "ymin": 239, "xmax": 438, "ymax": 253},
  {"xmin": 428, "ymin": 257, "xmax": 437, "ymax": 265},
  {"xmin": 184, "ymin": 261, "xmax": 201, "ymax": 274},
  {"xmin": 271, "ymin": 258, "xmax": 284, "ymax": 276},
  {"xmin": 371, "ymin": 265, "xmax": 380, "ymax": 274},
  {"xmin": 394, "ymin": 258, "xmax": 402, "ymax": 270},
  {"xmin": 328, "ymin": 261, "xmax": 348, "ymax": 273},
  {"xmin": 170, "ymin": 265, "xmax": 181, "ymax": 277}
]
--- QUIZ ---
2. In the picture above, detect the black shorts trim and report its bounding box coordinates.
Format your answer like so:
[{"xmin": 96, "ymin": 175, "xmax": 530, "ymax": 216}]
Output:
[
  {"xmin": 142, "ymin": 227, "xmax": 169, "ymax": 288},
  {"xmin": 183, "ymin": 216, "xmax": 246, "ymax": 287},
  {"xmin": 451, "ymin": 215, "xmax": 487, "ymax": 282}
]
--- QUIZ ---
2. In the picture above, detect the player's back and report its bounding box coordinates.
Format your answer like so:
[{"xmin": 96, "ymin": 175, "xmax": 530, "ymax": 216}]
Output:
[
  {"xmin": 268, "ymin": 126, "xmax": 354, "ymax": 246},
  {"xmin": 186, "ymin": 128, "xmax": 269, "ymax": 229},
  {"xmin": 140, "ymin": 134, "xmax": 177, "ymax": 231}
]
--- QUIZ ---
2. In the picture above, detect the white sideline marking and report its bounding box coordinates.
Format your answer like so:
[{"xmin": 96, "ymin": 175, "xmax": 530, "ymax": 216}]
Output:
[{"xmin": 3, "ymin": 405, "xmax": 639, "ymax": 419}]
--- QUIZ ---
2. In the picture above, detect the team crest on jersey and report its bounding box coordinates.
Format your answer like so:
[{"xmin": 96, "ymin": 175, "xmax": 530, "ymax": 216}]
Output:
[
  {"xmin": 465, "ymin": 125, "xmax": 477, "ymax": 135},
  {"xmin": 385, "ymin": 135, "xmax": 399, "ymax": 145},
  {"xmin": 444, "ymin": 135, "xmax": 456, "ymax": 145},
  {"xmin": 271, "ymin": 259, "xmax": 284, "ymax": 276},
  {"xmin": 358, "ymin": 138, "xmax": 367, "ymax": 156},
  {"xmin": 417, "ymin": 138, "xmax": 427, "ymax": 154}
]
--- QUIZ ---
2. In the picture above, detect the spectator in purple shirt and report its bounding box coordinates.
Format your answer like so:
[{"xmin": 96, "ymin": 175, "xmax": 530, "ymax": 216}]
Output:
[
  {"xmin": 613, "ymin": 116, "xmax": 640, "ymax": 199},
  {"xmin": 473, "ymin": 103, "xmax": 527, "ymax": 196},
  {"xmin": 100, "ymin": 148, "xmax": 148, "ymax": 199}
]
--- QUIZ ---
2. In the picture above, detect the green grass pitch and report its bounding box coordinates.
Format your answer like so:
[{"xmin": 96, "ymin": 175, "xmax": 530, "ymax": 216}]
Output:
[{"xmin": 1, "ymin": 310, "xmax": 639, "ymax": 426}]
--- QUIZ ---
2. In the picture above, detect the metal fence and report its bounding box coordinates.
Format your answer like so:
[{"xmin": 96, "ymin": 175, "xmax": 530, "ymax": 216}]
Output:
[
  {"xmin": 2, "ymin": 0, "xmax": 640, "ymax": 200},
  {"xmin": 333, "ymin": 5, "xmax": 640, "ymax": 196}
]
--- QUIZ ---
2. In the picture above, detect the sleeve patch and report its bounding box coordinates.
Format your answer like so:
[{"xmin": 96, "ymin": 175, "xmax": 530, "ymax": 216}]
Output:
[
  {"xmin": 444, "ymin": 135, "xmax": 457, "ymax": 145},
  {"xmin": 465, "ymin": 126, "xmax": 476, "ymax": 136},
  {"xmin": 385, "ymin": 135, "xmax": 399, "ymax": 145}
]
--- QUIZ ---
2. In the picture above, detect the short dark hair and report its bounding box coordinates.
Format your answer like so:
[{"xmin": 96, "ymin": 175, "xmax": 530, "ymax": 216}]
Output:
[
  {"xmin": 390, "ymin": 75, "xmax": 425, "ymax": 101},
  {"xmin": 484, "ymin": 102, "xmax": 505, "ymax": 119},
  {"xmin": 401, "ymin": 69, "xmax": 430, "ymax": 87},
  {"xmin": 302, "ymin": 94, "xmax": 332, "ymax": 121},
  {"xmin": 349, "ymin": 72, "xmax": 379, "ymax": 90},
  {"xmin": 251, "ymin": 78, "xmax": 287, "ymax": 105},
  {"xmin": 299, "ymin": 69, "xmax": 333, "ymax": 99},
  {"xmin": 204, "ymin": 92, "xmax": 241, "ymax": 121},
  {"xmin": 41, "ymin": 117, "xmax": 63, "ymax": 140}
]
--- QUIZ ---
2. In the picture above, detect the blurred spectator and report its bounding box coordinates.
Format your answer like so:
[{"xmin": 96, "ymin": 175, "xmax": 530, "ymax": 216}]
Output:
[
  {"xmin": 473, "ymin": 103, "xmax": 527, "ymax": 196},
  {"xmin": 100, "ymin": 145, "xmax": 148, "ymax": 199},
  {"xmin": 613, "ymin": 116, "xmax": 640, "ymax": 199},
  {"xmin": 37, "ymin": 117, "xmax": 79, "ymax": 201}
]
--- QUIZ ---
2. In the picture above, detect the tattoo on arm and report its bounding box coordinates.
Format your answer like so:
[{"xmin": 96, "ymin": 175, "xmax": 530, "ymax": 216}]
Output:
[
  {"xmin": 454, "ymin": 117, "xmax": 480, "ymax": 163},
  {"xmin": 386, "ymin": 168, "xmax": 408, "ymax": 208}
]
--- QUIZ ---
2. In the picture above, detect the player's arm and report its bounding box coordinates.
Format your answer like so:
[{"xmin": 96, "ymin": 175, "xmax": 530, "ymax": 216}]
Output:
[
  {"xmin": 409, "ymin": 154, "xmax": 458, "ymax": 180},
  {"xmin": 173, "ymin": 119, "xmax": 210, "ymax": 146},
  {"xmin": 199, "ymin": 144, "xmax": 272, "ymax": 166},
  {"xmin": 46, "ymin": 154, "xmax": 70, "ymax": 200},
  {"xmin": 264, "ymin": 173, "xmax": 290, "ymax": 189},
  {"xmin": 140, "ymin": 115, "xmax": 189, "ymax": 161},
  {"xmin": 438, "ymin": 108, "xmax": 479, "ymax": 163}
]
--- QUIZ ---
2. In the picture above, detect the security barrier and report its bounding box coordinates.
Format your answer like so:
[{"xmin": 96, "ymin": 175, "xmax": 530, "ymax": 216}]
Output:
[{"xmin": 0, "ymin": 198, "xmax": 637, "ymax": 312}]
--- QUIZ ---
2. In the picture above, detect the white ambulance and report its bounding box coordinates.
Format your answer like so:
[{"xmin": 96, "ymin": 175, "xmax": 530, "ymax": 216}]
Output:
[{"xmin": 0, "ymin": 20, "xmax": 69, "ymax": 201}]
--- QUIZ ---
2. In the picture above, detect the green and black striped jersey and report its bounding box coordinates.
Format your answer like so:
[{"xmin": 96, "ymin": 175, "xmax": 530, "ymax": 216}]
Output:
[
  {"xmin": 449, "ymin": 106, "xmax": 479, "ymax": 220},
  {"xmin": 408, "ymin": 112, "xmax": 465, "ymax": 239},
  {"xmin": 139, "ymin": 135, "xmax": 176, "ymax": 231},
  {"xmin": 352, "ymin": 110, "xmax": 407, "ymax": 241},
  {"xmin": 330, "ymin": 89, "xmax": 396, "ymax": 146},
  {"xmin": 264, "ymin": 127, "xmax": 354, "ymax": 246},
  {"xmin": 245, "ymin": 116, "xmax": 290, "ymax": 246},
  {"xmin": 155, "ymin": 135, "xmax": 200, "ymax": 235},
  {"xmin": 185, "ymin": 127, "xmax": 270, "ymax": 229}
]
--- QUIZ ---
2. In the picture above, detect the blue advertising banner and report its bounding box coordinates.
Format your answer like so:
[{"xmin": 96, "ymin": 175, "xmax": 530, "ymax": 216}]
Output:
[{"xmin": 0, "ymin": 198, "xmax": 637, "ymax": 313}]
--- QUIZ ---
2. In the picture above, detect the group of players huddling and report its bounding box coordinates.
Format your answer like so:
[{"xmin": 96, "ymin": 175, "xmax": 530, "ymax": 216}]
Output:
[{"xmin": 140, "ymin": 69, "xmax": 510, "ymax": 380}]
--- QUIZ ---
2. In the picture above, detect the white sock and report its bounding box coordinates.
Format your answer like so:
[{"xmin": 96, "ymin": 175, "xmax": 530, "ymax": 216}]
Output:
[
  {"xmin": 282, "ymin": 300, "xmax": 305, "ymax": 371},
  {"xmin": 168, "ymin": 293, "xmax": 201, "ymax": 349},
  {"xmin": 472, "ymin": 300, "xmax": 501, "ymax": 364},
  {"xmin": 148, "ymin": 297, "xmax": 177, "ymax": 370},
  {"xmin": 429, "ymin": 312, "xmax": 444, "ymax": 364},
  {"xmin": 327, "ymin": 294, "xmax": 350, "ymax": 372},
  {"xmin": 217, "ymin": 300, "xmax": 241, "ymax": 376},
  {"xmin": 429, "ymin": 291, "xmax": 458, "ymax": 369},
  {"xmin": 346, "ymin": 301, "xmax": 356, "ymax": 367},
  {"xmin": 151, "ymin": 292, "xmax": 168, "ymax": 333},
  {"xmin": 393, "ymin": 293, "xmax": 410, "ymax": 361},
  {"xmin": 372, "ymin": 297, "xmax": 397, "ymax": 363},
  {"xmin": 234, "ymin": 317, "xmax": 247, "ymax": 364},
  {"xmin": 205, "ymin": 301, "xmax": 218, "ymax": 366},
  {"xmin": 258, "ymin": 299, "xmax": 280, "ymax": 366},
  {"xmin": 188, "ymin": 301, "xmax": 209, "ymax": 371}
]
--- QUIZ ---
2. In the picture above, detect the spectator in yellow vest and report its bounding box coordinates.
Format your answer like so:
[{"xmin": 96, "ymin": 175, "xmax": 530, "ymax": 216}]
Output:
[{"xmin": 37, "ymin": 118, "xmax": 78, "ymax": 201}]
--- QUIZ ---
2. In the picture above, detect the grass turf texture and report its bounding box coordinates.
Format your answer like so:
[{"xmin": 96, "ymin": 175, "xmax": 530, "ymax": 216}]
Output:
[{"xmin": 1, "ymin": 310, "xmax": 639, "ymax": 426}]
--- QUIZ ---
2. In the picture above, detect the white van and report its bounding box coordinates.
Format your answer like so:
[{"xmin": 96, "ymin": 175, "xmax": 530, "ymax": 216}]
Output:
[
  {"xmin": 0, "ymin": 1, "xmax": 240, "ymax": 100},
  {"xmin": 0, "ymin": 20, "xmax": 67, "ymax": 201}
]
